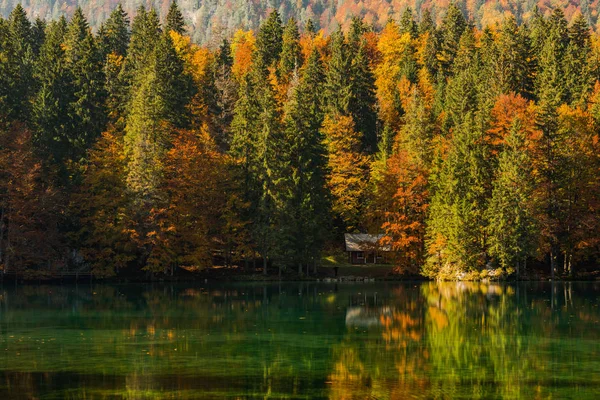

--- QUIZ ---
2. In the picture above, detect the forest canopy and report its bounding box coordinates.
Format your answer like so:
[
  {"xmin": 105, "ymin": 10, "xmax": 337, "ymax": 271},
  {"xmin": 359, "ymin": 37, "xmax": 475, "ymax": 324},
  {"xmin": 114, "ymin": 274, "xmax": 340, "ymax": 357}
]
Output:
[{"xmin": 0, "ymin": 3, "xmax": 598, "ymax": 280}]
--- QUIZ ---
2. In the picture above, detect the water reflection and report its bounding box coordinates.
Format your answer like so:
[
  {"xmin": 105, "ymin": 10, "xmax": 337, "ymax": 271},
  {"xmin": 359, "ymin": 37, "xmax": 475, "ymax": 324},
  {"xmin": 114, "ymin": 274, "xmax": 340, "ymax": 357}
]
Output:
[{"xmin": 0, "ymin": 282, "xmax": 599, "ymax": 399}]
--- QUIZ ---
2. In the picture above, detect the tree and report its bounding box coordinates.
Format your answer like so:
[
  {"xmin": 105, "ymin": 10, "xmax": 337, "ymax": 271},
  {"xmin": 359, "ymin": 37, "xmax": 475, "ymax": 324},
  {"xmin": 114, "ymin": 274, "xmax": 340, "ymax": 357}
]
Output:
[
  {"xmin": 0, "ymin": 124, "xmax": 63, "ymax": 275},
  {"xmin": 32, "ymin": 17, "xmax": 72, "ymax": 164},
  {"xmin": 323, "ymin": 115, "xmax": 370, "ymax": 232},
  {"xmin": 438, "ymin": 4, "xmax": 467, "ymax": 76},
  {"xmin": 76, "ymin": 128, "xmax": 136, "ymax": 277},
  {"xmin": 487, "ymin": 119, "xmax": 538, "ymax": 275},
  {"xmin": 166, "ymin": 1, "xmax": 186, "ymax": 35},
  {"xmin": 349, "ymin": 39, "xmax": 377, "ymax": 152},
  {"xmin": 278, "ymin": 17, "xmax": 302, "ymax": 80},
  {"xmin": 63, "ymin": 8, "xmax": 106, "ymax": 163},
  {"xmin": 425, "ymin": 113, "xmax": 490, "ymax": 278},
  {"xmin": 256, "ymin": 10, "xmax": 283, "ymax": 68},
  {"xmin": 273, "ymin": 49, "xmax": 329, "ymax": 275},
  {"xmin": 324, "ymin": 29, "xmax": 352, "ymax": 116},
  {"xmin": 98, "ymin": 4, "xmax": 130, "ymax": 60}
]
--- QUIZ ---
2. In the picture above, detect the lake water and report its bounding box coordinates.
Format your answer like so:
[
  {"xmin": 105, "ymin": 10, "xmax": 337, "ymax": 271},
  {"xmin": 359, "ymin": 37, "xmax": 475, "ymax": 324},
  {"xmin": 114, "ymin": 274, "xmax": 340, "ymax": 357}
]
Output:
[{"xmin": 0, "ymin": 282, "xmax": 599, "ymax": 399}]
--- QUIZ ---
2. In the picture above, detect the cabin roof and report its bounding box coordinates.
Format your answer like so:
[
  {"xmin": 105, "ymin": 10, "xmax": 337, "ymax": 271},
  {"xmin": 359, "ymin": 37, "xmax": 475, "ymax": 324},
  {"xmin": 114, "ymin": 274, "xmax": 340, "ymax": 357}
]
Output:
[{"xmin": 344, "ymin": 233, "xmax": 391, "ymax": 252}]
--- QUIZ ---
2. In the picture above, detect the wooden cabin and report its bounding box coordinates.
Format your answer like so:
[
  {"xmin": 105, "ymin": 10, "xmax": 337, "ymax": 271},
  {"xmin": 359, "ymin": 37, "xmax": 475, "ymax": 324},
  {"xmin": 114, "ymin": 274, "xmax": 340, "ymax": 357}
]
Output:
[{"xmin": 344, "ymin": 233, "xmax": 391, "ymax": 264}]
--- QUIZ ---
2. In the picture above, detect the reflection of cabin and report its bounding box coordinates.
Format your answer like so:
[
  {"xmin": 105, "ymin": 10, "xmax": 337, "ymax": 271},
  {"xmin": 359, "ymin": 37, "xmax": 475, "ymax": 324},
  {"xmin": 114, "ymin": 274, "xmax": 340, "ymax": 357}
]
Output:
[{"xmin": 344, "ymin": 233, "xmax": 391, "ymax": 264}]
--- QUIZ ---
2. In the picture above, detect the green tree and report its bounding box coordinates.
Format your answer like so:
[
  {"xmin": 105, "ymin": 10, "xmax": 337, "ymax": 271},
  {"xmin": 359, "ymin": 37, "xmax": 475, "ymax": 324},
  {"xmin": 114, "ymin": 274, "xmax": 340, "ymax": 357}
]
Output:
[
  {"xmin": 425, "ymin": 113, "xmax": 490, "ymax": 278},
  {"xmin": 278, "ymin": 17, "xmax": 302, "ymax": 79},
  {"xmin": 324, "ymin": 30, "xmax": 352, "ymax": 116},
  {"xmin": 63, "ymin": 8, "xmax": 106, "ymax": 163},
  {"xmin": 98, "ymin": 4, "xmax": 130, "ymax": 60},
  {"xmin": 274, "ymin": 49, "xmax": 329, "ymax": 275},
  {"xmin": 165, "ymin": 1, "xmax": 186, "ymax": 35},
  {"xmin": 256, "ymin": 10, "xmax": 283, "ymax": 68},
  {"xmin": 438, "ymin": 3, "xmax": 467, "ymax": 76},
  {"xmin": 487, "ymin": 119, "xmax": 537, "ymax": 275}
]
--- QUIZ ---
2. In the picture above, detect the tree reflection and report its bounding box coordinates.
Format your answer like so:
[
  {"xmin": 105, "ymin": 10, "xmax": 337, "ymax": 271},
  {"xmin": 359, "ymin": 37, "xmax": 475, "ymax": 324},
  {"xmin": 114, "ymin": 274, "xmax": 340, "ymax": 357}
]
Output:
[{"xmin": 0, "ymin": 282, "xmax": 599, "ymax": 398}]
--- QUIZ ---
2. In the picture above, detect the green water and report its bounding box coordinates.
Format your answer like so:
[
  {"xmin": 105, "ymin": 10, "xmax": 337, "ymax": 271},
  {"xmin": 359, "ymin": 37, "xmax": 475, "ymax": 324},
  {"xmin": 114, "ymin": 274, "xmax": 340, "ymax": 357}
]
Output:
[{"xmin": 0, "ymin": 282, "xmax": 599, "ymax": 399}]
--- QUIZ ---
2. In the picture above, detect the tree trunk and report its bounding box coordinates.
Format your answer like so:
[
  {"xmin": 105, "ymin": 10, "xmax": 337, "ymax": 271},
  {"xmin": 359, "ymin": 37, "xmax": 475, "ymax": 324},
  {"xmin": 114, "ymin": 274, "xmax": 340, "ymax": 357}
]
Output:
[
  {"xmin": 262, "ymin": 255, "xmax": 267, "ymax": 276},
  {"xmin": 0, "ymin": 206, "xmax": 4, "ymax": 272},
  {"xmin": 550, "ymin": 249, "xmax": 556, "ymax": 280},
  {"xmin": 298, "ymin": 263, "xmax": 302, "ymax": 276}
]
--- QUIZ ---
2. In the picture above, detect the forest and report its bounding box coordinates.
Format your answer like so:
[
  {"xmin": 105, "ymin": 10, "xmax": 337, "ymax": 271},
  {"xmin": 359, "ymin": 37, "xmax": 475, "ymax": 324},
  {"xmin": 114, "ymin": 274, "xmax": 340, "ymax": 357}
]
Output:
[
  {"xmin": 2, "ymin": 0, "xmax": 599, "ymax": 45},
  {"xmin": 0, "ymin": 3, "xmax": 598, "ymax": 280}
]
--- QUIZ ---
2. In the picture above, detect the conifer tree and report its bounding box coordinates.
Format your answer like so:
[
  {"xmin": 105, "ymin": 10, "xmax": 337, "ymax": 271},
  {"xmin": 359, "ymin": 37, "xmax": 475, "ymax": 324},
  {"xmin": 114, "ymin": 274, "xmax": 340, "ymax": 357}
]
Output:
[
  {"xmin": 166, "ymin": 1, "xmax": 186, "ymax": 35},
  {"xmin": 349, "ymin": 40, "xmax": 377, "ymax": 152},
  {"xmin": 274, "ymin": 49, "xmax": 329, "ymax": 275},
  {"xmin": 98, "ymin": 4, "xmax": 130, "ymax": 60},
  {"xmin": 278, "ymin": 17, "xmax": 302, "ymax": 79},
  {"xmin": 63, "ymin": 8, "xmax": 106, "ymax": 162},
  {"xmin": 32, "ymin": 17, "xmax": 72, "ymax": 163},
  {"xmin": 439, "ymin": 3, "xmax": 467, "ymax": 76},
  {"xmin": 487, "ymin": 119, "xmax": 537, "ymax": 275},
  {"xmin": 425, "ymin": 112, "xmax": 490, "ymax": 278},
  {"xmin": 4, "ymin": 4, "xmax": 35, "ymax": 121},
  {"xmin": 399, "ymin": 7, "xmax": 417, "ymax": 38},
  {"xmin": 564, "ymin": 13, "xmax": 592, "ymax": 106},
  {"xmin": 324, "ymin": 29, "xmax": 352, "ymax": 116},
  {"xmin": 31, "ymin": 18, "xmax": 46, "ymax": 55},
  {"xmin": 256, "ymin": 10, "xmax": 283, "ymax": 68}
]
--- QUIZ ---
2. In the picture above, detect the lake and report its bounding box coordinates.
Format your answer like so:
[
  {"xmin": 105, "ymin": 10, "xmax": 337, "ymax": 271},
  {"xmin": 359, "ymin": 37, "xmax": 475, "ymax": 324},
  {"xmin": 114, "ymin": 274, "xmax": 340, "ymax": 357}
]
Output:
[{"xmin": 0, "ymin": 282, "xmax": 599, "ymax": 399}]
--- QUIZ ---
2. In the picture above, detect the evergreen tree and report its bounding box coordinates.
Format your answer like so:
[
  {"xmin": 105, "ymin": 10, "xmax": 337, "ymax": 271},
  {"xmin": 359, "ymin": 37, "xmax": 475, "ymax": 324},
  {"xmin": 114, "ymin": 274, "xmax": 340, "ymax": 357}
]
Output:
[
  {"xmin": 439, "ymin": 3, "xmax": 467, "ymax": 76},
  {"xmin": 487, "ymin": 119, "xmax": 537, "ymax": 275},
  {"xmin": 213, "ymin": 38, "xmax": 237, "ymax": 151},
  {"xmin": 98, "ymin": 4, "xmax": 130, "ymax": 60},
  {"xmin": 165, "ymin": 1, "xmax": 186, "ymax": 35},
  {"xmin": 349, "ymin": 40, "xmax": 377, "ymax": 152},
  {"xmin": 418, "ymin": 9, "xmax": 435, "ymax": 35},
  {"xmin": 564, "ymin": 13, "xmax": 592, "ymax": 106},
  {"xmin": 399, "ymin": 7, "xmax": 418, "ymax": 38},
  {"xmin": 32, "ymin": 18, "xmax": 72, "ymax": 163},
  {"xmin": 278, "ymin": 17, "xmax": 302, "ymax": 79},
  {"xmin": 63, "ymin": 8, "xmax": 106, "ymax": 162},
  {"xmin": 324, "ymin": 30, "xmax": 351, "ymax": 116},
  {"xmin": 152, "ymin": 31, "xmax": 194, "ymax": 128},
  {"xmin": 256, "ymin": 10, "xmax": 283, "ymax": 68},
  {"xmin": 275, "ymin": 50, "xmax": 329, "ymax": 275},
  {"xmin": 121, "ymin": 6, "xmax": 161, "ymax": 87},
  {"xmin": 31, "ymin": 18, "xmax": 46, "ymax": 56},
  {"xmin": 3, "ymin": 4, "xmax": 35, "ymax": 121},
  {"xmin": 425, "ymin": 112, "xmax": 490, "ymax": 278}
]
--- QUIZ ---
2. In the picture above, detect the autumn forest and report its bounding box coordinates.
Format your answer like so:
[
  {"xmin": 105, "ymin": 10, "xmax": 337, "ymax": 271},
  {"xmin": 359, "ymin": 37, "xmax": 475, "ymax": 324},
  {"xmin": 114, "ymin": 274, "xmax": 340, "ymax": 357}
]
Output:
[{"xmin": 0, "ymin": 3, "xmax": 599, "ymax": 280}]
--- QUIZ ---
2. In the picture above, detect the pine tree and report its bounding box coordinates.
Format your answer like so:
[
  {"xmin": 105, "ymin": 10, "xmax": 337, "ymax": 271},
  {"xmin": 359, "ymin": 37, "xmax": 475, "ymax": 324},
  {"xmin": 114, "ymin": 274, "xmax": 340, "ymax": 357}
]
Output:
[
  {"xmin": 63, "ymin": 8, "xmax": 106, "ymax": 162},
  {"xmin": 32, "ymin": 18, "xmax": 72, "ymax": 163},
  {"xmin": 418, "ymin": 9, "xmax": 435, "ymax": 35},
  {"xmin": 3, "ymin": 4, "xmax": 35, "ymax": 122},
  {"xmin": 324, "ymin": 30, "xmax": 352, "ymax": 116},
  {"xmin": 256, "ymin": 10, "xmax": 283, "ymax": 68},
  {"xmin": 98, "ymin": 4, "xmax": 130, "ymax": 60},
  {"xmin": 487, "ymin": 119, "xmax": 537, "ymax": 275},
  {"xmin": 213, "ymin": 38, "xmax": 237, "ymax": 151},
  {"xmin": 439, "ymin": 3, "xmax": 467, "ymax": 76},
  {"xmin": 425, "ymin": 112, "xmax": 490, "ymax": 278},
  {"xmin": 166, "ymin": 1, "xmax": 186, "ymax": 35},
  {"xmin": 564, "ymin": 13, "xmax": 592, "ymax": 106},
  {"xmin": 31, "ymin": 18, "xmax": 46, "ymax": 55},
  {"xmin": 274, "ymin": 50, "xmax": 329, "ymax": 275},
  {"xmin": 349, "ymin": 39, "xmax": 377, "ymax": 152},
  {"xmin": 399, "ymin": 7, "xmax": 417, "ymax": 38},
  {"xmin": 278, "ymin": 17, "xmax": 302, "ymax": 80},
  {"xmin": 152, "ymin": 31, "xmax": 194, "ymax": 128}
]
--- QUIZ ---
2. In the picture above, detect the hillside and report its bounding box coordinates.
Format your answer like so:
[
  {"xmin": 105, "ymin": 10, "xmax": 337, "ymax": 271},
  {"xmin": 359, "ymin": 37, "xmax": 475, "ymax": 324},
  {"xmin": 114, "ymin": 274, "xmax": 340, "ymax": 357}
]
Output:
[{"xmin": 1, "ymin": 0, "xmax": 597, "ymax": 44}]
